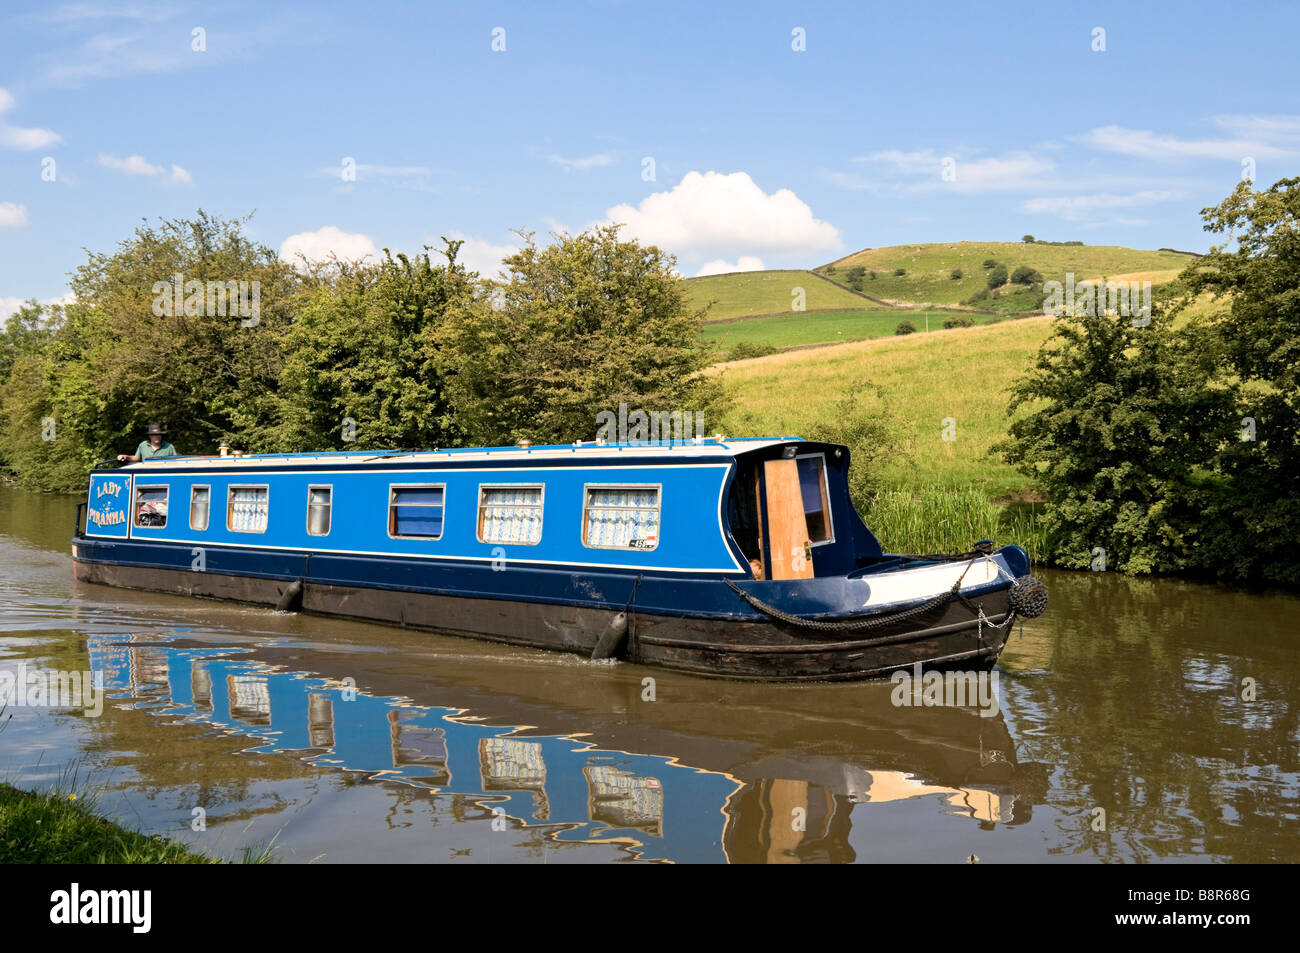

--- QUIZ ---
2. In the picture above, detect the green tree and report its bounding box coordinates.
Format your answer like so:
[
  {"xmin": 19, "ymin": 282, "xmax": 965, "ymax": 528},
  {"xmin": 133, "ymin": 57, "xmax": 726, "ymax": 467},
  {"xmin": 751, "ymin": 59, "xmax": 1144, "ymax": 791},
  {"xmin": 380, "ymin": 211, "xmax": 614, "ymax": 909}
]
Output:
[
  {"xmin": 0, "ymin": 212, "xmax": 304, "ymax": 489},
  {"xmin": 1010, "ymin": 265, "xmax": 1043, "ymax": 285},
  {"xmin": 271, "ymin": 245, "xmax": 472, "ymax": 451},
  {"xmin": 987, "ymin": 264, "xmax": 1008, "ymax": 289},
  {"xmin": 997, "ymin": 177, "xmax": 1300, "ymax": 583},
  {"xmin": 436, "ymin": 226, "xmax": 728, "ymax": 445}
]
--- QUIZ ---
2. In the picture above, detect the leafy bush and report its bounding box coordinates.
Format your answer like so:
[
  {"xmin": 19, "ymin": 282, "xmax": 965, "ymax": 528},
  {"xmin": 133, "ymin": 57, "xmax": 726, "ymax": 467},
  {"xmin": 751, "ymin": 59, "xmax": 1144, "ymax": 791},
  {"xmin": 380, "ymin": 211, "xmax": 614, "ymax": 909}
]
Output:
[
  {"xmin": 997, "ymin": 176, "xmax": 1300, "ymax": 585},
  {"xmin": 986, "ymin": 264, "xmax": 1008, "ymax": 289},
  {"xmin": 894, "ymin": 321, "xmax": 916, "ymax": 335},
  {"xmin": 982, "ymin": 259, "xmax": 999, "ymax": 269},
  {"xmin": 949, "ymin": 268, "xmax": 963, "ymax": 280},
  {"xmin": 1022, "ymin": 234, "xmax": 1036, "ymax": 243},
  {"xmin": 893, "ymin": 268, "xmax": 906, "ymax": 277},
  {"xmin": 964, "ymin": 289, "xmax": 990, "ymax": 304},
  {"xmin": 725, "ymin": 340, "xmax": 780, "ymax": 361},
  {"xmin": 1010, "ymin": 265, "xmax": 1043, "ymax": 285},
  {"xmin": 942, "ymin": 315, "xmax": 976, "ymax": 329}
]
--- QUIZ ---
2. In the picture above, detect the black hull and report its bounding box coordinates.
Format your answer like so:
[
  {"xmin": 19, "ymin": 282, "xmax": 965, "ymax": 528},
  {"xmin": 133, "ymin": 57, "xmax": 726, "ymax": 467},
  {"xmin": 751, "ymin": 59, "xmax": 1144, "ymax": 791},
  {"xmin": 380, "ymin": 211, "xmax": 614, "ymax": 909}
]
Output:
[{"xmin": 72, "ymin": 559, "xmax": 1015, "ymax": 682}]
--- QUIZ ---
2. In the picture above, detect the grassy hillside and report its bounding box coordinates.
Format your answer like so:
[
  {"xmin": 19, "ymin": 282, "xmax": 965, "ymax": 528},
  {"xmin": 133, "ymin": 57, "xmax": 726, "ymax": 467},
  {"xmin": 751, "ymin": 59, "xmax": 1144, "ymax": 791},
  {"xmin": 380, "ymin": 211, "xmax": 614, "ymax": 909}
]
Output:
[
  {"xmin": 818, "ymin": 241, "xmax": 1195, "ymax": 310},
  {"xmin": 717, "ymin": 316, "xmax": 1058, "ymax": 556},
  {"xmin": 718, "ymin": 316, "xmax": 1055, "ymax": 497},
  {"xmin": 704, "ymin": 308, "xmax": 1000, "ymax": 351},
  {"xmin": 684, "ymin": 269, "xmax": 872, "ymax": 320}
]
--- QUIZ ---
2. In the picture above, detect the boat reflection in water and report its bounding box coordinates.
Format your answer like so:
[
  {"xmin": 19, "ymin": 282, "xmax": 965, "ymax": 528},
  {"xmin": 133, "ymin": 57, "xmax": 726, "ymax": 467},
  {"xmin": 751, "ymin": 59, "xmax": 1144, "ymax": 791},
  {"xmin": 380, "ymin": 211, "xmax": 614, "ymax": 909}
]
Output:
[{"xmin": 87, "ymin": 632, "xmax": 1044, "ymax": 863}]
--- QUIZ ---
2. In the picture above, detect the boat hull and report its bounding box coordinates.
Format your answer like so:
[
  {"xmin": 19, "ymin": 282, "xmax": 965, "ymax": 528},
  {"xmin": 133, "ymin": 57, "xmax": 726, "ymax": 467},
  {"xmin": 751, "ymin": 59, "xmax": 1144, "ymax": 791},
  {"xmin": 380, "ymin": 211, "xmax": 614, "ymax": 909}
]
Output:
[{"xmin": 71, "ymin": 554, "xmax": 1015, "ymax": 682}]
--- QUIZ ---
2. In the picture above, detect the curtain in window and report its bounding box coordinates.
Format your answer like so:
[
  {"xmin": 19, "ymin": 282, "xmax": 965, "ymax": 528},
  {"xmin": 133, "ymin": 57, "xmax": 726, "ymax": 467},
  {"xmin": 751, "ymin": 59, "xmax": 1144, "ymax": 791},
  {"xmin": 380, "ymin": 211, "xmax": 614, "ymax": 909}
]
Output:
[
  {"xmin": 480, "ymin": 487, "xmax": 542, "ymax": 544},
  {"xmin": 584, "ymin": 487, "xmax": 659, "ymax": 549},
  {"xmin": 230, "ymin": 487, "xmax": 268, "ymax": 532}
]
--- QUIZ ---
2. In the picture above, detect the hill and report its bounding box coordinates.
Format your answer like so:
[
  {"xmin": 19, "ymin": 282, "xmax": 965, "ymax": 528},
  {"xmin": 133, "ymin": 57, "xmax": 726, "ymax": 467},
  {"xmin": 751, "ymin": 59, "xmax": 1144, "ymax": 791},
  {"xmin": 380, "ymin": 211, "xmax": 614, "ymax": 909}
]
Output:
[
  {"xmin": 683, "ymin": 269, "xmax": 874, "ymax": 320},
  {"xmin": 817, "ymin": 241, "xmax": 1195, "ymax": 312},
  {"xmin": 717, "ymin": 316, "xmax": 1055, "ymax": 496}
]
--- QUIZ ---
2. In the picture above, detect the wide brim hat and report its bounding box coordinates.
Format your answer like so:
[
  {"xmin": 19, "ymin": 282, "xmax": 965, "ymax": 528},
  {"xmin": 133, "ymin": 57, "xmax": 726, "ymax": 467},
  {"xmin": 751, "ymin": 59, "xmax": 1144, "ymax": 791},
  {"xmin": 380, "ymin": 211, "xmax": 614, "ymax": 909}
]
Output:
[{"xmin": 146, "ymin": 423, "xmax": 168, "ymax": 436}]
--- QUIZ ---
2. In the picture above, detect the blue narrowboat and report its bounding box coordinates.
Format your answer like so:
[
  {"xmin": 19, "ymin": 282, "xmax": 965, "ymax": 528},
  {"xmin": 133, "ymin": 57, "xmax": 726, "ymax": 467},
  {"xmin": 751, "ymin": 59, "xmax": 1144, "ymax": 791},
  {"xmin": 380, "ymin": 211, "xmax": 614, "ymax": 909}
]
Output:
[{"xmin": 71, "ymin": 436, "xmax": 1047, "ymax": 681}]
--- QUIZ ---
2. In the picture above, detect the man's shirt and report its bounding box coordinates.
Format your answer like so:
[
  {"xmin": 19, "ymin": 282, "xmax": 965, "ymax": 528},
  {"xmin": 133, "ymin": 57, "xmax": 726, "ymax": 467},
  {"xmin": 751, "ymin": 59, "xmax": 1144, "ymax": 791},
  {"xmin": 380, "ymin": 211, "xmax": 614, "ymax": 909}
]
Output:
[{"xmin": 136, "ymin": 440, "xmax": 177, "ymax": 460}]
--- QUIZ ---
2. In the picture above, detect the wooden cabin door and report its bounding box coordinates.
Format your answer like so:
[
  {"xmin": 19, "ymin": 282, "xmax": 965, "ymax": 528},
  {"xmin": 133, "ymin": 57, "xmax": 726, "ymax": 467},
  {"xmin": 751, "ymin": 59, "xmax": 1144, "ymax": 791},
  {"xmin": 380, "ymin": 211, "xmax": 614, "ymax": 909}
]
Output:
[{"xmin": 762, "ymin": 459, "xmax": 814, "ymax": 580}]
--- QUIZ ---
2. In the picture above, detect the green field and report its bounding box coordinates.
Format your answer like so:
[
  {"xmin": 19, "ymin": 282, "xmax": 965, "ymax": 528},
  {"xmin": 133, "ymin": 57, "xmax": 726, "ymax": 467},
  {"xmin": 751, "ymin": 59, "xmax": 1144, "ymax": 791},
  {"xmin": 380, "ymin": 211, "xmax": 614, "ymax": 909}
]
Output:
[
  {"xmin": 718, "ymin": 316, "xmax": 1055, "ymax": 497},
  {"xmin": 717, "ymin": 316, "xmax": 1058, "ymax": 555},
  {"xmin": 684, "ymin": 269, "xmax": 871, "ymax": 320},
  {"xmin": 817, "ymin": 241, "xmax": 1194, "ymax": 309},
  {"xmin": 704, "ymin": 308, "xmax": 1002, "ymax": 350}
]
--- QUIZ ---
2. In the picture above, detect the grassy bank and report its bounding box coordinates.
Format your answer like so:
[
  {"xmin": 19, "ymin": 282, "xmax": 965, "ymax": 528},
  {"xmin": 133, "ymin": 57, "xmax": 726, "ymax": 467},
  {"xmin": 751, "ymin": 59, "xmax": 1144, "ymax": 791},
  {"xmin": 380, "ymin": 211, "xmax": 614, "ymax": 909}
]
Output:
[
  {"xmin": 866, "ymin": 488, "xmax": 1049, "ymax": 563},
  {"xmin": 0, "ymin": 782, "xmax": 271, "ymax": 863},
  {"xmin": 719, "ymin": 316, "xmax": 1054, "ymax": 496},
  {"xmin": 718, "ymin": 317, "xmax": 1057, "ymax": 558}
]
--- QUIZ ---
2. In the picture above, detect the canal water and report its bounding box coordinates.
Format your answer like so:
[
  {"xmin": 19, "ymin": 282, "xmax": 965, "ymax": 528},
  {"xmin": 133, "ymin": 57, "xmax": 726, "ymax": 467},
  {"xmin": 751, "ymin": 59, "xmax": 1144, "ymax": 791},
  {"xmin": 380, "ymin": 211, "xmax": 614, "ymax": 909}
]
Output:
[{"xmin": 1, "ymin": 484, "xmax": 1296, "ymax": 863}]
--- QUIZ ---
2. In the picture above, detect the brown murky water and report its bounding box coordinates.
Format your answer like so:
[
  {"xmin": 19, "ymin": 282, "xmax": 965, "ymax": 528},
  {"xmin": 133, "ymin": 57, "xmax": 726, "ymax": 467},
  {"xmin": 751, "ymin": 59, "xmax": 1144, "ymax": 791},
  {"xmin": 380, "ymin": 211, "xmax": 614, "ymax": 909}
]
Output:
[{"xmin": 1, "ymin": 484, "xmax": 1296, "ymax": 863}]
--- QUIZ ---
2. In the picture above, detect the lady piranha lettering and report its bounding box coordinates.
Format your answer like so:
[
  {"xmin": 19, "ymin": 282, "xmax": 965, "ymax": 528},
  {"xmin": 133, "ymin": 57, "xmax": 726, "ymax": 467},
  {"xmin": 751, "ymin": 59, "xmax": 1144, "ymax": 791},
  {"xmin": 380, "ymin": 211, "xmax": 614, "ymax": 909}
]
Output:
[
  {"xmin": 97, "ymin": 481, "xmax": 123, "ymax": 498},
  {"xmin": 88, "ymin": 504, "xmax": 125, "ymax": 526}
]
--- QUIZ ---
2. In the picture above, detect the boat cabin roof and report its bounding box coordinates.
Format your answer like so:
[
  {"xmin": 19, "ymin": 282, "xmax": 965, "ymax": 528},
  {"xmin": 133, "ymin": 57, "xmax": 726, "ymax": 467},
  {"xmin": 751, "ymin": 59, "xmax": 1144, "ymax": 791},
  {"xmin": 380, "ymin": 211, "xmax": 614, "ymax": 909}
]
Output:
[{"xmin": 105, "ymin": 436, "xmax": 804, "ymax": 471}]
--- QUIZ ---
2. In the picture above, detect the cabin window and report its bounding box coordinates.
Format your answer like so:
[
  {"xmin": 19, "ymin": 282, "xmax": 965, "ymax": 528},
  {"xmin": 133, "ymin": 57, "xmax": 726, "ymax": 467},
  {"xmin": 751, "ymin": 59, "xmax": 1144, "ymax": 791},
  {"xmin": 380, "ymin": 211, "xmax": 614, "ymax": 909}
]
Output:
[
  {"xmin": 307, "ymin": 486, "xmax": 332, "ymax": 536},
  {"xmin": 389, "ymin": 485, "xmax": 444, "ymax": 539},
  {"xmin": 227, "ymin": 486, "xmax": 269, "ymax": 533},
  {"xmin": 796, "ymin": 454, "xmax": 833, "ymax": 544},
  {"xmin": 133, "ymin": 485, "xmax": 168, "ymax": 528},
  {"xmin": 583, "ymin": 485, "xmax": 661, "ymax": 550},
  {"xmin": 477, "ymin": 485, "xmax": 543, "ymax": 545},
  {"xmin": 190, "ymin": 485, "xmax": 210, "ymax": 531}
]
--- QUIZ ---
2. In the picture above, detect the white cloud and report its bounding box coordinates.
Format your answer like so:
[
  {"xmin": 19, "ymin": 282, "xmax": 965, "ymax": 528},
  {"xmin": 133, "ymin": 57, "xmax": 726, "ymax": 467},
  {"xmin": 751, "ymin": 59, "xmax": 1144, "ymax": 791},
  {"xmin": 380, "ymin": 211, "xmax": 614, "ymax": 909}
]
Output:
[
  {"xmin": 279, "ymin": 226, "xmax": 380, "ymax": 265},
  {"xmin": 604, "ymin": 171, "xmax": 841, "ymax": 257},
  {"xmin": 98, "ymin": 152, "xmax": 191, "ymax": 184},
  {"xmin": 0, "ymin": 202, "xmax": 30, "ymax": 228},
  {"xmin": 0, "ymin": 87, "xmax": 62, "ymax": 150},
  {"xmin": 1080, "ymin": 124, "xmax": 1294, "ymax": 160},
  {"xmin": 546, "ymin": 152, "xmax": 615, "ymax": 173},
  {"xmin": 98, "ymin": 152, "xmax": 160, "ymax": 175},
  {"xmin": 694, "ymin": 256, "xmax": 765, "ymax": 277},
  {"xmin": 0, "ymin": 292, "xmax": 75, "ymax": 321},
  {"xmin": 853, "ymin": 149, "xmax": 1056, "ymax": 193},
  {"xmin": 1021, "ymin": 190, "xmax": 1184, "ymax": 220},
  {"xmin": 1212, "ymin": 114, "xmax": 1300, "ymax": 140},
  {"xmin": 444, "ymin": 232, "xmax": 520, "ymax": 277}
]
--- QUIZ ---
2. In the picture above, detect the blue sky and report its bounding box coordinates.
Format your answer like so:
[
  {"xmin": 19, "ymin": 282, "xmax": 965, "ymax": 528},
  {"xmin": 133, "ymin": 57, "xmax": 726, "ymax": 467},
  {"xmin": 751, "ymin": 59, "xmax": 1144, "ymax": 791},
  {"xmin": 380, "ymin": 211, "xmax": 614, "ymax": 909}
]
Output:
[{"xmin": 2, "ymin": 0, "xmax": 1298, "ymax": 314}]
